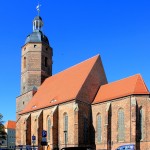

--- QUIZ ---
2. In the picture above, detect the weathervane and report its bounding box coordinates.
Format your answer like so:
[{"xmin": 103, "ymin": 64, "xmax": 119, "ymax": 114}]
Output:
[{"xmin": 36, "ymin": 2, "xmax": 41, "ymax": 16}]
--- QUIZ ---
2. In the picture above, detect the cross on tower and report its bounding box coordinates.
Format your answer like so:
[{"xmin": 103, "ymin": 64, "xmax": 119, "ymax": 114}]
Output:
[{"xmin": 36, "ymin": 2, "xmax": 41, "ymax": 16}]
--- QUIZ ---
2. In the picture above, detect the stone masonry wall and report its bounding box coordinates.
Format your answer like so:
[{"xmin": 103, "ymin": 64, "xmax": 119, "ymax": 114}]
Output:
[
  {"xmin": 21, "ymin": 43, "xmax": 52, "ymax": 94},
  {"xmin": 77, "ymin": 101, "xmax": 91, "ymax": 146},
  {"xmin": 92, "ymin": 96, "xmax": 137, "ymax": 150},
  {"xmin": 136, "ymin": 95, "xmax": 150, "ymax": 150},
  {"xmin": 16, "ymin": 91, "xmax": 35, "ymax": 121}
]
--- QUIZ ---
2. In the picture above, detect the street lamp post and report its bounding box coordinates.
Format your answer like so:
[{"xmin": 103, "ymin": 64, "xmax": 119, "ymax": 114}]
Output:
[
  {"xmin": 32, "ymin": 135, "xmax": 36, "ymax": 150},
  {"xmin": 64, "ymin": 130, "xmax": 67, "ymax": 147}
]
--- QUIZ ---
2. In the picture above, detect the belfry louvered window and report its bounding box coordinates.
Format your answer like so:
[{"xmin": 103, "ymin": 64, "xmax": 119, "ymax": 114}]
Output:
[
  {"xmin": 47, "ymin": 117, "xmax": 51, "ymax": 141},
  {"xmin": 64, "ymin": 113, "xmax": 68, "ymax": 143},
  {"xmin": 139, "ymin": 108, "xmax": 143, "ymax": 140},
  {"xmin": 97, "ymin": 114, "xmax": 102, "ymax": 142},
  {"xmin": 118, "ymin": 109, "xmax": 125, "ymax": 141}
]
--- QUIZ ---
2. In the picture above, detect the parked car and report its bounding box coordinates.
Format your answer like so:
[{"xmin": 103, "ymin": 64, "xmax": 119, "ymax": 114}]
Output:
[{"xmin": 116, "ymin": 144, "xmax": 135, "ymax": 150}]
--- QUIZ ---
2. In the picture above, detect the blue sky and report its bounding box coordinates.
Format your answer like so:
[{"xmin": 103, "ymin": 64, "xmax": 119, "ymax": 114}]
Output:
[{"xmin": 0, "ymin": 0, "xmax": 150, "ymax": 122}]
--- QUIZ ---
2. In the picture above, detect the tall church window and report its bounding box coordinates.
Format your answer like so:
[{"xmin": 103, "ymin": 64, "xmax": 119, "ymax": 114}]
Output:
[
  {"xmin": 47, "ymin": 116, "xmax": 51, "ymax": 142},
  {"xmin": 45, "ymin": 57, "xmax": 48, "ymax": 67},
  {"xmin": 83, "ymin": 117, "xmax": 88, "ymax": 144},
  {"xmin": 118, "ymin": 108, "xmax": 125, "ymax": 141},
  {"xmin": 139, "ymin": 108, "xmax": 144, "ymax": 140},
  {"xmin": 64, "ymin": 113, "xmax": 68, "ymax": 144},
  {"xmin": 23, "ymin": 57, "xmax": 26, "ymax": 69},
  {"xmin": 97, "ymin": 114, "xmax": 102, "ymax": 143}
]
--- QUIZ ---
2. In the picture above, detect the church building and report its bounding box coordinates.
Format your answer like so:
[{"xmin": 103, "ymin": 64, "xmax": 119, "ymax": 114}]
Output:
[{"xmin": 16, "ymin": 12, "xmax": 150, "ymax": 150}]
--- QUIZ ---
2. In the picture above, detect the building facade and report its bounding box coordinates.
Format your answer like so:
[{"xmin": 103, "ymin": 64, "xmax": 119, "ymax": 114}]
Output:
[
  {"xmin": 16, "ymin": 13, "xmax": 150, "ymax": 150},
  {"xmin": 3, "ymin": 121, "xmax": 16, "ymax": 149}
]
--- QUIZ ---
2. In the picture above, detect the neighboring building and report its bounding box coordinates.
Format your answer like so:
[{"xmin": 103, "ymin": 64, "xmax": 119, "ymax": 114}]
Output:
[
  {"xmin": 16, "ymin": 11, "xmax": 150, "ymax": 150},
  {"xmin": 5, "ymin": 121, "xmax": 16, "ymax": 149},
  {"xmin": 0, "ymin": 127, "xmax": 7, "ymax": 149}
]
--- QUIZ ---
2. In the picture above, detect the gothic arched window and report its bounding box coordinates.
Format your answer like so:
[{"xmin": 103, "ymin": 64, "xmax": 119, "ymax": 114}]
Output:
[
  {"xmin": 47, "ymin": 116, "xmax": 51, "ymax": 142},
  {"xmin": 118, "ymin": 108, "xmax": 125, "ymax": 141},
  {"xmin": 139, "ymin": 108, "xmax": 144, "ymax": 140},
  {"xmin": 64, "ymin": 113, "xmax": 68, "ymax": 144},
  {"xmin": 97, "ymin": 114, "xmax": 102, "ymax": 142}
]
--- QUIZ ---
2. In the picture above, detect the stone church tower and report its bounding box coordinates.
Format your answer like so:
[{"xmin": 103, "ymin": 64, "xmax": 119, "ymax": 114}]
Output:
[{"xmin": 16, "ymin": 14, "xmax": 53, "ymax": 120}]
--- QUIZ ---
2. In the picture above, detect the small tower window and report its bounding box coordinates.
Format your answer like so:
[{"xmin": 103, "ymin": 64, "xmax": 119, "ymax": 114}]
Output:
[
  {"xmin": 23, "ymin": 57, "xmax": 26, "ymax": 69},
  {"xmin": 34, "ymin": 45, "xmax": 37, "ymax": 48},
  {"xmin": 45, "ymin": 57, "xmax": 48, "ymax": 67}
]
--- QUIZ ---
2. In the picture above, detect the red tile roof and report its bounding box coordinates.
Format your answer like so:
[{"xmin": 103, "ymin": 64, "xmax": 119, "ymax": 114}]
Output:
[
  {"xmin": 5, "ymin": 121, "xmax": 16, "ymax": 129},
  {"xmin": 93, "ymin": 74, "xmax": 149, "ymax": 104},
  {"xmin": 21, "ymin": 55, "xmax": 102, "ymax": 114}
]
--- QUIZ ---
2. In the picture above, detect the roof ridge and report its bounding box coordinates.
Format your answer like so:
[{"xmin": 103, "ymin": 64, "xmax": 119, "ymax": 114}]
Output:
[
  {"xmin": 52, "ymin": 54, "xmax": 100, "ymax": 76},
  {"xmin": 41, "ymin": 54, "xmax": 101, "ymax": 90},
  {"xmin": 8, "ymin": 120, "xmax": 15, "ymax": 122},
  {"xmin": 106, "ymin": 74, "xmax": 140, "ymax": 85},
  {"xmin": 133, "ymin": 74, "xmax": 140, "ymax": 93},
  {"xmin": 76, "ymin": 55, "xmax": 100, "ymax": 100},
  {"xmin": 134, "ymin": 74, "xmax": 149, "ymax": 93}
]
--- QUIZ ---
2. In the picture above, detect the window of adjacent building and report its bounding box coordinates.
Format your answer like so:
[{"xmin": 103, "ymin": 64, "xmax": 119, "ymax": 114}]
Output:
[
  {"xmin": 139, "ymin": 108, "xmax": 144, "ymax": 140},
  {"xmin": 45, "ymin": 57, "xmax": 48, "ymax": 67},
  {"xmin": 23, "ymin": 57, "xmax": 26, "ymax": 69},
  {"xmin": 97, "ymin": 114, "xmax": 102, "ymax": 143},
  {"xmin": 47, "ymin": 116, "xmax": 51, "ymax": 142},
  {"xmin": 64, "ymin": 113, "xmax": 68, "ymax": 144},
  {"xmin": 118, "ymin": 108, "xmax": 125, "ymax": 141},
  {"xmin": 83, "ymin": 117, "xmax": 88, "ymax": 144}
]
